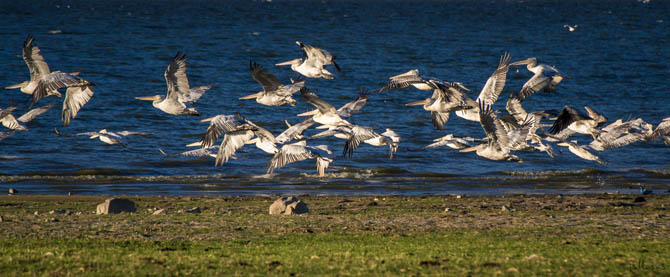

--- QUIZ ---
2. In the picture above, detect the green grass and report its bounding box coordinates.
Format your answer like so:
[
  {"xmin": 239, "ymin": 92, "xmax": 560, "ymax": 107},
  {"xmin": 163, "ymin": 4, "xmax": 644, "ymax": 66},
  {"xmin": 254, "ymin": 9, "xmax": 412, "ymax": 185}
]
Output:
[{"xmin": 0, "ymin": 194, "xmax": 669, "ymax": 275}]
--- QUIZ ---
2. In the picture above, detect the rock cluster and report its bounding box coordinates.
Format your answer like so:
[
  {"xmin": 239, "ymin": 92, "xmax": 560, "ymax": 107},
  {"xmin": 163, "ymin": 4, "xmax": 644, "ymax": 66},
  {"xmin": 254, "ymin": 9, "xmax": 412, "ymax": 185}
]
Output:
[
  {"xmin": 269, "ymin": 196, "xmax": 309, "ymax": 215},
  {"xmin": 96, "ymin": 198, "xmax": 136, "ymax": 215}
]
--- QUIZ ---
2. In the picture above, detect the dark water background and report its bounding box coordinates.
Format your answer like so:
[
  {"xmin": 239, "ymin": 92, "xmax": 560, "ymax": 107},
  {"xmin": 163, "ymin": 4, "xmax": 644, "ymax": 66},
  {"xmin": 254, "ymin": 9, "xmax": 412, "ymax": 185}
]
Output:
[{"xmin": 1, "ymin": 0, "xmax": 669, "ymax": 195}]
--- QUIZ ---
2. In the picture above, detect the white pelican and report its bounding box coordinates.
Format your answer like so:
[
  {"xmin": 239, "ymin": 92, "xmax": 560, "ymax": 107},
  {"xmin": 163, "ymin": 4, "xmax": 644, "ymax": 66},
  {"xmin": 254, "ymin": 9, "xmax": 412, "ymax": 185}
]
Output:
[
  {"xmin": 549, "ymin": 106, "xmax": 607, "ymax": 140},
  {"xmin": 405, "ymin": 80, "xmax": 476, "ymax": 130},
  {"xmin": 159, "ymin": 147, "xmax": 219, "ymax": 159},
  {"xmin": 136, "ymin": 51, "xmax": 211, "ymax": 116},
  {"xmin": 5, "ymin": 35, "xmax": 90, "ymax": 101},
  {"xmin": 459, "ymin": 103, "xmax": 525, "ymax": 162},
  {"xmin": 589, "ymin": 118, "xmax": 648, "ymax": 151},
  {"xmin": 312, "ymin": 125, "xmax": 400, "ymax": 159},
  {"xmin": 275, "ymin": 118, "xmax": 315, "ymax": 144},
  {"xmin": 240, "ymin": 61, "xmax": 305, "ymax": 106},
  {"xmin": 275, "ymin": 41, "xmax": 340, "ymax": 79},
  {"xmin": 54, "ymin": 128, "xmax": 150, "ymax": 146},
  {"xmin": 557, "ymin": 140, "xmax": 608, "ymax": 165},
  {"xmin": 199, "ymin": 114, "xmax": 277, "ymax": 166},
  {"xmin": 423, "ymin": 134, "xmax": 484, "ymax": 150},
  {"xmin": 266, "ymin": 140, "xmax": 333, "ymax": 176},
  {"xmin": 377, "ymin": 69, "xmax": 469, "ymax": 92},
  {"xmin": 563, "ymin": 24, "xmax": 578, "ymax": 32},
  {"xmin": 0, "ymin": 105, "xmax": 53, "ymax": 141},
  {"xmin": 644, "ymin": 117, "xmax": 670, "ymax": 142},
  {"xmin": 0, "ymin": 106, "xmax": 27, "ymax": 131},
  {"xmin": 509, "ymin": 57, "xmax": 565, "ymax": 101},
  {"xmin": 297, "ymin": 87, "xmax": 352, "ymax": 128}
]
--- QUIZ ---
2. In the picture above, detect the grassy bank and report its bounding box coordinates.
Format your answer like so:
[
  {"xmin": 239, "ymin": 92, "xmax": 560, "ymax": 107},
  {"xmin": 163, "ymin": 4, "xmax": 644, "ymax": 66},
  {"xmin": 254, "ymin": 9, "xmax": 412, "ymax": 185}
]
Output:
[{"xmin": 1, "ymin": 194, "xmax": 669, "ymax": 275}]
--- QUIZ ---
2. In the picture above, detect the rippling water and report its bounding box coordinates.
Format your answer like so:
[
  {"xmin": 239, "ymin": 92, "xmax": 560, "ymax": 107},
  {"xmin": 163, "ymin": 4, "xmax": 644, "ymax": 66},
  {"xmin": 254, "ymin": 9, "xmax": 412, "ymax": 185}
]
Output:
[{"xmin": 1, "ymin": 0, "xmax": 669, "ymax": 195}]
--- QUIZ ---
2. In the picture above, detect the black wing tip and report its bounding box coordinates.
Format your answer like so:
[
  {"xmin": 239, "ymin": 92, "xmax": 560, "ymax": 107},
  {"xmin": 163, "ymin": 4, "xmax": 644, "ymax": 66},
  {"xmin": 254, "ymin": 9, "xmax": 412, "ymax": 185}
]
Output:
[
  {"xmin": 173, "ymin": 50, "xmax": 187, "ymax": 62},
  {"xmin": 24, "ymin": 34, "xmax": 35, "ymax": 47}
]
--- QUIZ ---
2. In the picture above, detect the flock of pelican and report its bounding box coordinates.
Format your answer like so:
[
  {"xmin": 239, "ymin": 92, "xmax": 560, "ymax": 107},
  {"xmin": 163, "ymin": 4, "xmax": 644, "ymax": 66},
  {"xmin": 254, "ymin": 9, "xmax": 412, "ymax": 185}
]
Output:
[{"xmin": 3, "ymin": 35, "xmax": 670, "ymax": 176}]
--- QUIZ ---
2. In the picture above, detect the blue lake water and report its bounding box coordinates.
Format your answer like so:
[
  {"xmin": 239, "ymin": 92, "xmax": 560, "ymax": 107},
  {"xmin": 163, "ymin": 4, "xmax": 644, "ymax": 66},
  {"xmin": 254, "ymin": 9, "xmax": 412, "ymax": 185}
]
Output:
[{"xmin": 1, "ymin": 0, "xmax": 669, "ymax": 195}]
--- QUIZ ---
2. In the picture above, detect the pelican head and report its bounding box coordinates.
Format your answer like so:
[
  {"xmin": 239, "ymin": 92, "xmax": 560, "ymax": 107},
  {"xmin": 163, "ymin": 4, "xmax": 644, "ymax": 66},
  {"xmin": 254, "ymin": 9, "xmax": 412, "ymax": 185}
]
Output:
[
  {"xmin": 405, "ymin": 98, "xmax": 433, "ymax": 107},
  {"xmin": 510, "ymin": 57, "xmax": 538, "ymax": 67},
  {"xmin": 135, "ymin": 95, "xmax": 163, "ymax": 103}
]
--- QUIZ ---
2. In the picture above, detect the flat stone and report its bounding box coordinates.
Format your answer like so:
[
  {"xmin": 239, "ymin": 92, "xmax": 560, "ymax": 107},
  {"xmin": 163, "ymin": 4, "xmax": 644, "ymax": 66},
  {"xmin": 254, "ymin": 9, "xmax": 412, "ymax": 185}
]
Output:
[
  {"xmin": 152, "ymin": 209, "xmax": 167, "ymax": 215},
  {"xmin": 269, "ymin": 196, "xmax": 309, "ymax": 215},
  {"xmin": 185, "ymin": 207, "xmax": 201, "ymax": 214},
  {"xmin": 96, "ymin": 198, "xmax": 136, "ymax": 215}
]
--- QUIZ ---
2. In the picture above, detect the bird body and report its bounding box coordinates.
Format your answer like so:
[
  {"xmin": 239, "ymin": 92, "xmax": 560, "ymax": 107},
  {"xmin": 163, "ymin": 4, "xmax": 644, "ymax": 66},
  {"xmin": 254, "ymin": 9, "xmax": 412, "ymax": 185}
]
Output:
[{"xmin": 275, "ymin": 41, "xmax": 340, "ymax": 79}]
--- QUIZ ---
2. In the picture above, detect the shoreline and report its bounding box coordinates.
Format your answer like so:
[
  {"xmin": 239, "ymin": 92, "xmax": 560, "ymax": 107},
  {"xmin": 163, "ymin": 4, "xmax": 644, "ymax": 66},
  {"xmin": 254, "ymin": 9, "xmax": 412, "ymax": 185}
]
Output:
[{"xmin": 1, "ymin": 194, "xmax": 669, "ymax": 275}]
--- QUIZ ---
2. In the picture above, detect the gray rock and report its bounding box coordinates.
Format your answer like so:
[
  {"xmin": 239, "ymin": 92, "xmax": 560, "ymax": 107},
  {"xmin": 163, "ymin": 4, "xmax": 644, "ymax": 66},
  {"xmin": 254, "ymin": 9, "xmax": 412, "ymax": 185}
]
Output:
[
  {"xmin": 152, "ymin": 209, "xmax": 167, "ymax": 215},
  {"xmin": 96, "ymin": 198, "xmax": 137, "ymax": 215},
  {"xmin": 185, "ymin": 207, "xmax": 201, "ymax": 214},
  {"xmin": 269, "ymin": 196, "xmax": 309, "ymax": 215}
]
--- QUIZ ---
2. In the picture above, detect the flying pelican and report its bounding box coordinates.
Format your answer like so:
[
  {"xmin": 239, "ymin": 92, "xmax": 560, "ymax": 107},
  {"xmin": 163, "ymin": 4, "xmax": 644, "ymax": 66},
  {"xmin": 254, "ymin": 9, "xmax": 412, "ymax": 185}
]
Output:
[
  {"xmin": 5, "ymin": 35, "xmax": 91, "ymax": 101},
  {"xmin": 0, "ymin": 106, "xmax": 27, "ymax": 131},
  {"xmin": 589, "ymin": 118, "xmax": 648, "ymax": 151},
  {"xmin": 0, "ymin": 105, "xmax": 53, "ymax": 141},
  {"xmin": 644, "ymin": 117, "xmax": 670, "ymax": 142},
  {"xmin": 136, "ymin": 51, "xmax": 211, "ymax": 116},
  {"xmin": 275, "ymin": 118, "xmax": 315, "ymax": 144},
  {"xmin": 240, "ymin": 61, "xmax": 305, "ymax": 106},
  {"xmin": 459, "ymin": 103, "xmax": 526, "ymax": 162},
  {"xmin": 423, "ymin": 134, "xmax": 484, "ymax": 150},
  {"xmin": 159, "ymin": 147, "xmax": 219, "ymax": 159},
  {"xmin": 563, "ymin": 24, "xmax": 578, "ymax": 32},
  {"xmin": 199, "ymin": 113, "xmax": 277, "ymax": 166},
  {"xmin": 297, "ymin": 87, "xmax": 352, "ymax": 128},
  {"xmin": 54, "ymin": 128, "xmax": 150, "ymax": 146},
  {"xmin": 376, "ymin": 69, "xmax": 469, "ymax": 92},
  {"xmin": 549, "ymin": 106, "xmax": 607, "ymax": 140},
  {"xmin": 556, "ymin": 140, "xmax": 608, "ymax": 165},
  {"xmin": 312, "ymin": 125, "xmax": 400, "ymax": 159},
  {"xmin": 509, "ymin": 57, "xmax": 565, "ymax": 101},
  {"xmin": 405, "ymin": 80, "xmax": 476, "ymax": 130},
  {"xmin": 275, "ymin": 41, "xmax": 341, "ymax": 79},
  {"xmin": 266, "ymin": 140, "xmax": 333, "ymax": 176}
]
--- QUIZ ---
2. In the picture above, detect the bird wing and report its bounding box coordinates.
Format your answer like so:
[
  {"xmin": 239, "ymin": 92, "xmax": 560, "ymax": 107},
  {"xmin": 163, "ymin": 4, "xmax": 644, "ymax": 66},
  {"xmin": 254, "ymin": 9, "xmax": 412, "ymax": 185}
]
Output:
[
  {"xmin": 276, "ymin": 118, "xmax": 315, "ymax": 144},
  {"xmin": 337, "ymin": 94, "xmax": 369, "ymax": 118},
  {"xmin": 505, "ymin": 93, "xmax": 528, "ymax": 123},
  {"xmin": 479, "ymin": 102, "xmax": 510, "ymax": 152},
  {"xmin": 17, "ymin": 104, "xmax": 54, "ymax": 123},
  {"xmin": 315, "ymin": 156, "xmax": 332, "ymax": 176},
  {"xmin": 250, "ymin": 61, "xmax": 282, "ymax": 92},
  {"xmin": 649, "ymin": 120, "xmax": 670, "ymax": 141},
  {"xmin": 430, "ymin": 111, "xmax": 450, "ymax": 130},
  {"xmin": 1, "ymin": 113, "xmax": 26, "ymax": 131},
  {"xmin": 343, "ymin": 125, "xmax": 379, "ymax": 157},
  {"xmin": 201, "ymin": 114, "xmax": 242, "ymax": 148},
  {"xmin": 22, "ymin": 35, "xmax": 50, "ymax": 81},
  {"xmin": 300, "ymin": 87, "xmax": 337, "ymax": 114},
  {"xmin": 476, "ymin": 52, "xmax": 511, "ymax": 107},
  {"xmin": 33, "ymin": 72, "xmax": 92, "ymax": 103},
  {"xmin": 517, "ymin": 73, "xmax": 551, "ymax": 101},
  {"xmin": 215, "ymin": 130, "xmax": 254, "ymax": 166},
  {"xmin": 266, "ymin": 142, "xmax": 314, "ymax": 174},
  {"xmin": 549, "ymin": 105, "xmax": 586, "ymax": 134},
  {"xmin": 61, "ymin": 86, "xmax": 94, "ymax": 126},
  {"xmin": 117, "ymin": 131, "xmax": 152, "ymax": 136},
  {"xmin": 164, "ymin": 51, "xmax": 191, "ymax": 103},
  {"xmin": 179, "ymin": 84, "xmax": 210, "ymax": 104},
  {"xmin": 584, "ymin": 106, "xmax": 607, "ymax": 123},
  {"xmin": 377, "ymin": 69, "xmax": 423, "ymax": 92}
]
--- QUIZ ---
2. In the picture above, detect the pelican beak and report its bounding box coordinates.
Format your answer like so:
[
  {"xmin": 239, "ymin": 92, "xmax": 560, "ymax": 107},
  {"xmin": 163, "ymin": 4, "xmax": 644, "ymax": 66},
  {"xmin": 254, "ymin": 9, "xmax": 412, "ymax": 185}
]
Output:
[
  {"xmin": 405, "ymin": 99, "xmax": 430, "ymax": 106},
  {"xmin": 557, "ymin": 142, "xmax": 570, "ymax": 147},
  {"xmin": 200, "ymin": 116, "xmax": 217, "ymax": 122},
  {"xmin": 135, "ymin": 95, "xmax": 159, "ymax": 101},
  {"xmin": 509, "ymin": 58, "xmax": 533, "ymax": 66},
  {"xmin": 297, "ymin": 109, "xmax": 318, "ymax": 116},
  {"xmin": 390, "ymin": 69, "xmax": 419, "ymax": 79},
  {"xmin": 239, "ymin": 92, "xmax": 263, "ymax": 100},
  {"xmin": 5, "ymin": 81, "xmax": 29, "ymax": 89},
  {"xmin": 459, "ymin": 144, "xmax": 484, "ymax": 152},
  {"xmin": 245, "ymin": 138, "xmax": 259, "ymax": 144},
  {"xmin": 186, "ymin": 141, "xmax": 202, "ymax": 147},
  {"xmin": 663, "ymin": 117, "xmax": 670, "ymax": 121},
  {"xmin": 275, "ymin": 58, "xmax": 301, "ymax": 66}
]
